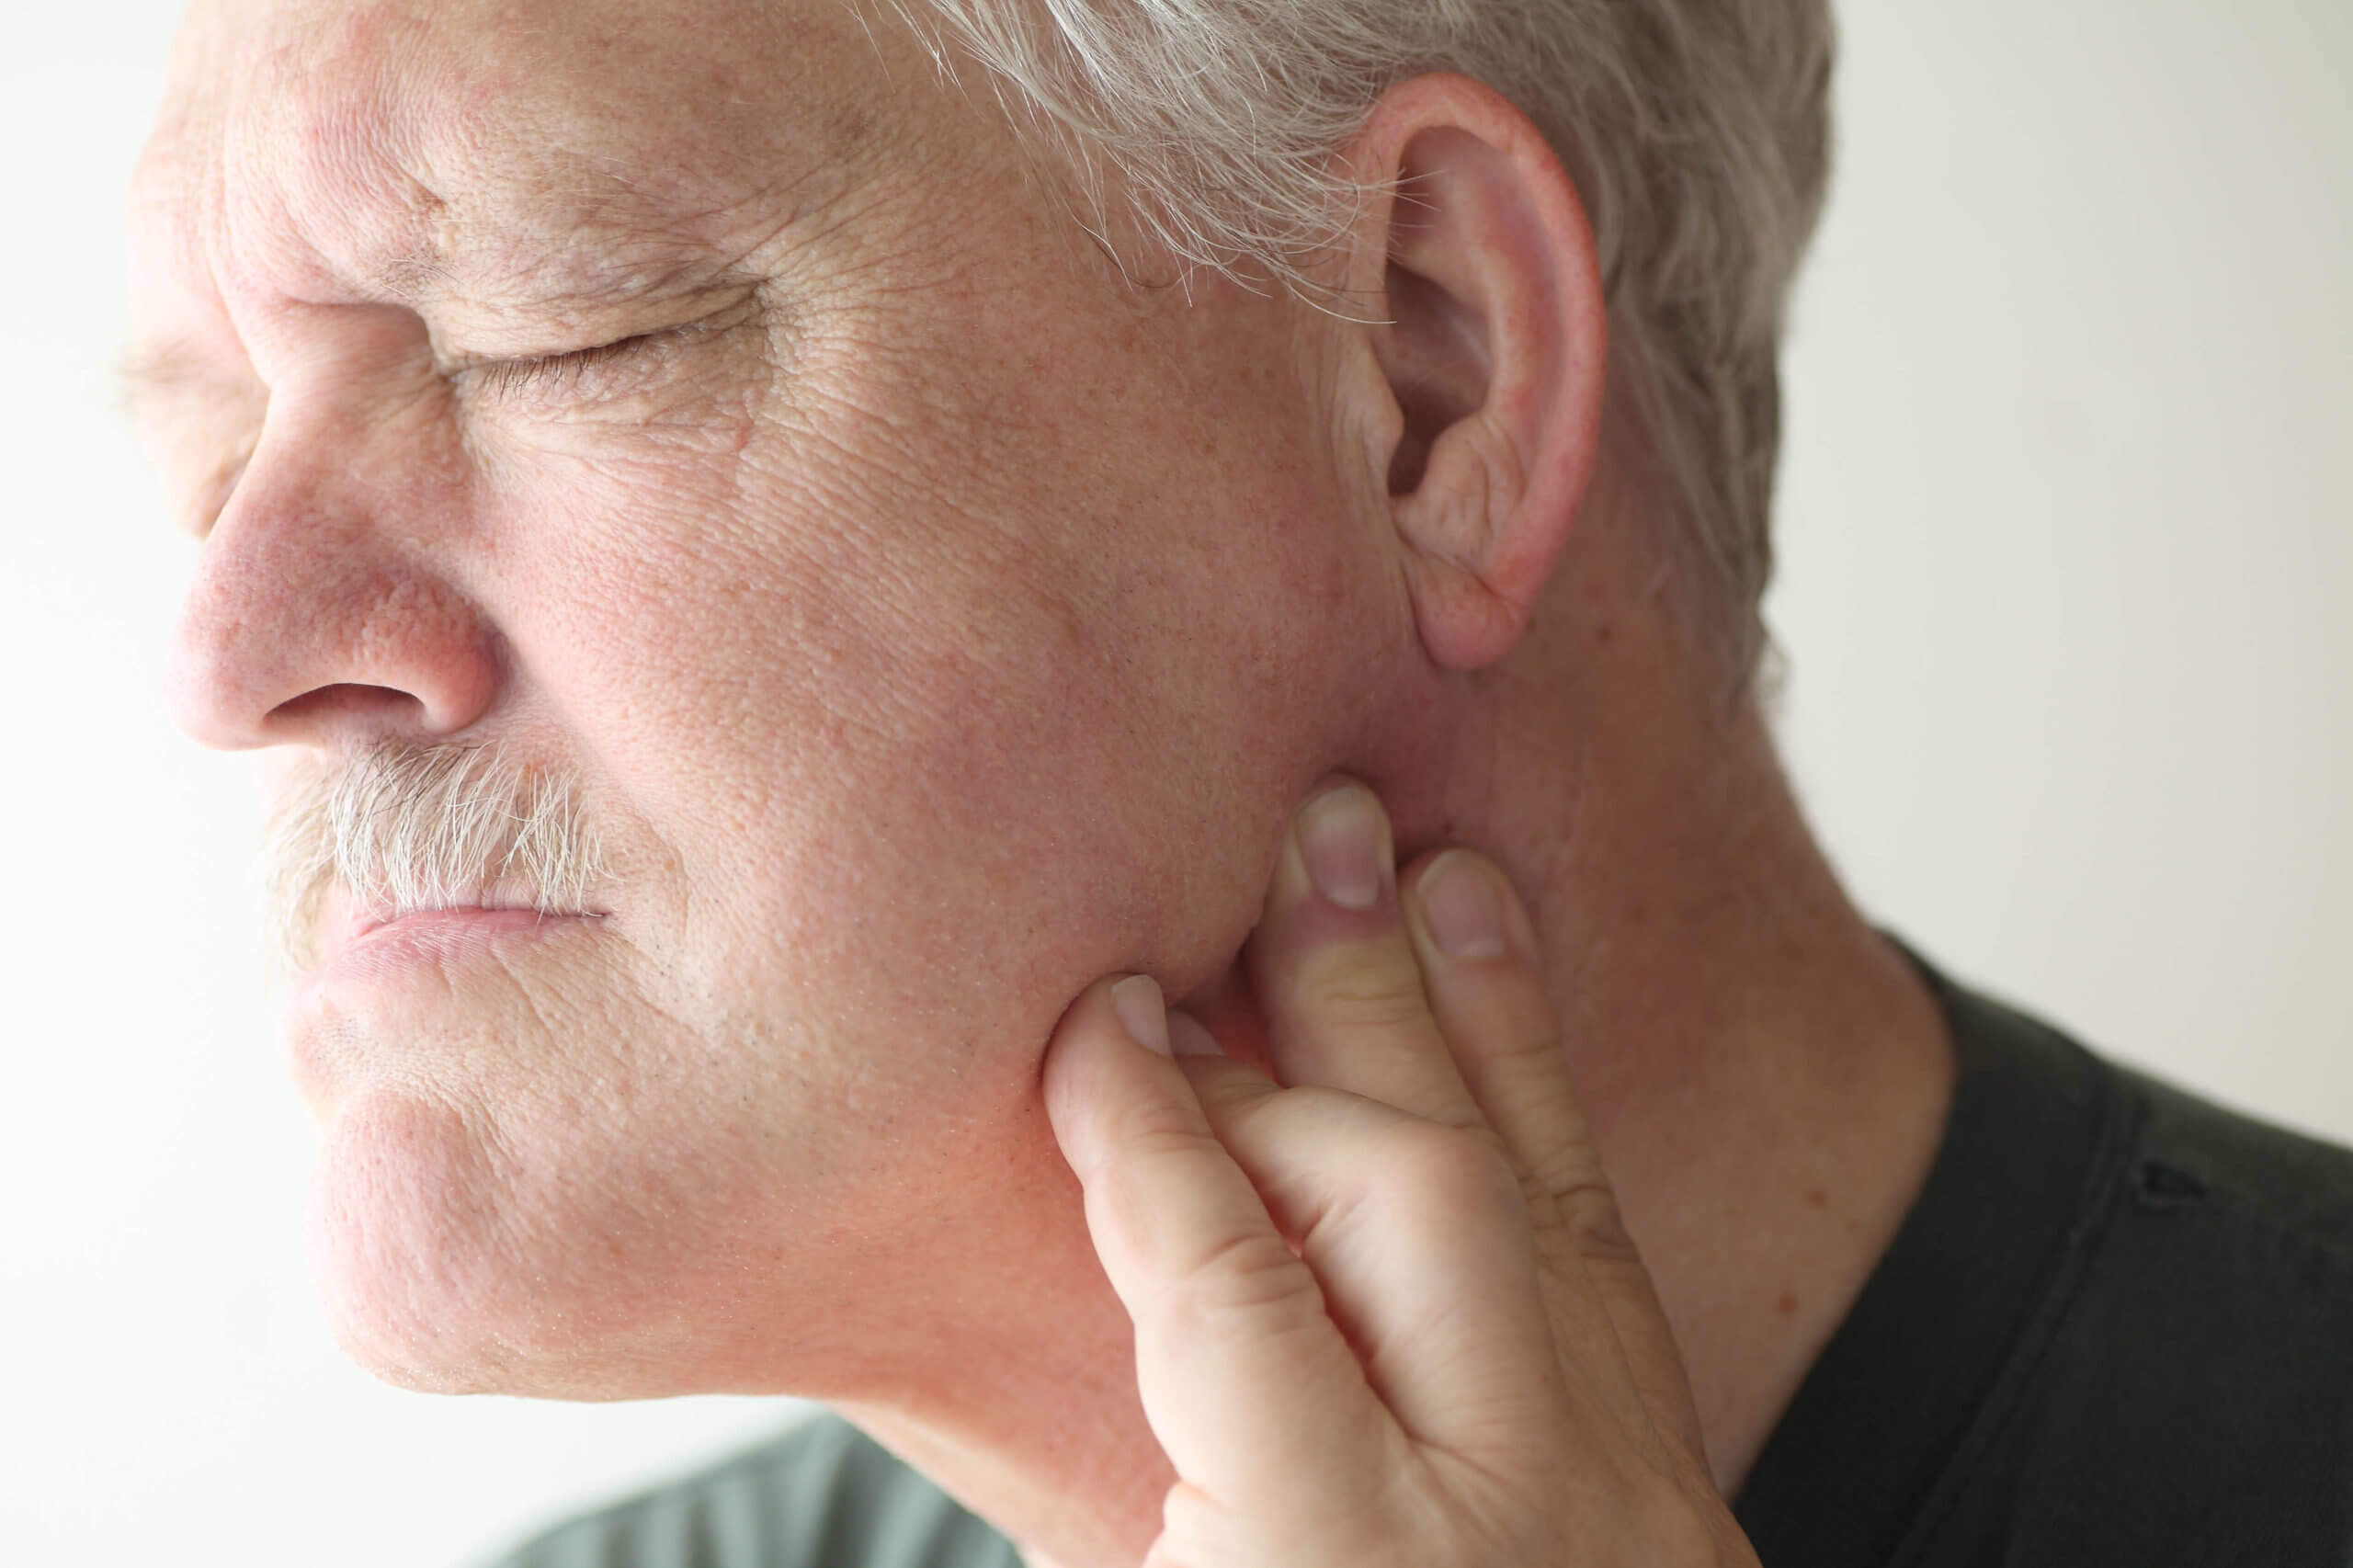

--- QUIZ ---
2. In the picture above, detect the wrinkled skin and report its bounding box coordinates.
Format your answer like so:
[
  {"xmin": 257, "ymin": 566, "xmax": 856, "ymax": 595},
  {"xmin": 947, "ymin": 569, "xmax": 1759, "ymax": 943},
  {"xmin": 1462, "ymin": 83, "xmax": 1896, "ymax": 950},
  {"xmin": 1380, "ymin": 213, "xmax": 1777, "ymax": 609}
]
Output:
[
  {"xmin": 132, "ymin": 0, "xmax": 1434, "ymax": 1397},
  {"xmin": 130, "ymin": 1, "xmax": 1956, "ymax": 1562}
]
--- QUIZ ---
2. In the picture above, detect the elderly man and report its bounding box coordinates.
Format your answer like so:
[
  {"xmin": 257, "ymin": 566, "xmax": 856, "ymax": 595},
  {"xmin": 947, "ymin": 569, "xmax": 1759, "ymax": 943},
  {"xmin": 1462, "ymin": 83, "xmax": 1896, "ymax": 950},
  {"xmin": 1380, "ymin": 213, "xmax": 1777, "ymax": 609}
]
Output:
[{"xmin": 124, "ymin": 0, "xmax": 2352, "ymax": 1563}]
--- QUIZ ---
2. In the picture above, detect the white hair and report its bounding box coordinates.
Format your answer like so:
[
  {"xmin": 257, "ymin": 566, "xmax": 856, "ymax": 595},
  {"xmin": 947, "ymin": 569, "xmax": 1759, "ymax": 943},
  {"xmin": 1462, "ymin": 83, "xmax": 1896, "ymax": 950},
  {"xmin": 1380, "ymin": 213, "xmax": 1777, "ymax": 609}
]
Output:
[
  {"xmin": 261, "ymin": 743, "xmax": 608, "ymax": 973},
  {"xmin": 881, "ymin": 0, "xmax": 1835, "ymax": 679}
]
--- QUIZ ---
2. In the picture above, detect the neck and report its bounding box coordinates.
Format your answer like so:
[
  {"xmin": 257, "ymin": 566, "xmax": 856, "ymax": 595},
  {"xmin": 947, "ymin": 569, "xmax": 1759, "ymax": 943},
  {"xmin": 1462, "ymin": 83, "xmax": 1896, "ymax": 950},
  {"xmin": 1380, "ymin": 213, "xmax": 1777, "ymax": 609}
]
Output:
[
  {"xmin": 1483, "ymin": 687, "xmax": 1955, "ymax": 1490},
  {"xmin": 838, "ymin": 555, "xmax": 1953, "ymax": 1566}
]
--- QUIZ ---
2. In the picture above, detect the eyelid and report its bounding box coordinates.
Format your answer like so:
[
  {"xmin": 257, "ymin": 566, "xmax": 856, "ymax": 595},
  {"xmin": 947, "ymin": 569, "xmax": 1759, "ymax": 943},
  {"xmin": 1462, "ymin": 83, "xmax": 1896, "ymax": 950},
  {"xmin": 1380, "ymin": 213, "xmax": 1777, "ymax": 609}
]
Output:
[
  {"xmin": 457, "ymin": 294, "xmax": 761, "ymax": 402},
  {"xmin": 469, "ymin": 329, "xmax": 671, "ymax": 400}
]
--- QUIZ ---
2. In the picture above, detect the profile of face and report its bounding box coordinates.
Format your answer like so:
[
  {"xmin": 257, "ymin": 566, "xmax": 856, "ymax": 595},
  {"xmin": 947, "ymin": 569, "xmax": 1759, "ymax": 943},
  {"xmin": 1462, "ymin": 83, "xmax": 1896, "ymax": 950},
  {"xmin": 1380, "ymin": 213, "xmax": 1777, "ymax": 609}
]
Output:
[{"xmin": 131, "ymin": 0, "xmax": 1467, "ymax": 1396}]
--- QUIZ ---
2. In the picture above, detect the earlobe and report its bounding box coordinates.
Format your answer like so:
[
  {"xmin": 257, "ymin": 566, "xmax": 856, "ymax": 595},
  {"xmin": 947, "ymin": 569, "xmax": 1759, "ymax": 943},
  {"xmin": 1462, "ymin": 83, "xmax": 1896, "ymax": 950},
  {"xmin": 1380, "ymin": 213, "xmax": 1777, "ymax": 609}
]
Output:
[{"xmin": 1347, "ymin": 77, "xmax": 1608, "ymax": 672}]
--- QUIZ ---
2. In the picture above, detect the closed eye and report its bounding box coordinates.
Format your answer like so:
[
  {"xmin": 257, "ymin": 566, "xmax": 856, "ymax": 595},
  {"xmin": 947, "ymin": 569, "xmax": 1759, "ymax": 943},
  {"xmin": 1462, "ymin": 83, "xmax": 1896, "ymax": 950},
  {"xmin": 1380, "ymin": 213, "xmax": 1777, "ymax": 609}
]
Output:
[
  {"xmin": 468, "ymin": 290, "xmax": 771, "ymax": 403},
  {"xmin": 472, "ymin": 331, "xmax": 668, "ymax": 401}
]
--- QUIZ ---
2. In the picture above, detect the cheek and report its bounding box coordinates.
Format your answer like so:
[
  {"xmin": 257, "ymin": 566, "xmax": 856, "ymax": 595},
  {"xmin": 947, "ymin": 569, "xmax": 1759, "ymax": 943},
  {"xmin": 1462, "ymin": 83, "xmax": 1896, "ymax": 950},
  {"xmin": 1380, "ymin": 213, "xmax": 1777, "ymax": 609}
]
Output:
[{"xmin": 470, "ymin": 289, "xmax": 1380, "ymax": 1140}]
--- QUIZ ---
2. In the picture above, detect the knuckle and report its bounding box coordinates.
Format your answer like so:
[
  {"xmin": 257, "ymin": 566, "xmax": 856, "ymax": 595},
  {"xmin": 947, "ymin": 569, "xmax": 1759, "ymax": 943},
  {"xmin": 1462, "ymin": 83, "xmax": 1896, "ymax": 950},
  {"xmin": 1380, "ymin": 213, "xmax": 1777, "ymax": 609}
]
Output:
[
  {"xmin": 1484, "ymin": 1020, "xmax": 1570, "ymax": 1074},
  {"xmin": 1154, "ymin": 1228, "xmax": 1324, "ymax": 1343},
  {"xmin": 1381, "ymin": 1122, "xmax": 1520, "ymax": 1211},
  {"xmin": 1207, "ymin": 1088, "xmax": 1297, "ymax": 1165},
  {"xmin": 1120, "ymin": 1115, "xmax": 1209, "ymax": 1164},
  {"xmin": 1292, "ymin": 941, "xmax": 1431, "ymax": 1030},
  {"xmin": 1551, "ymin": 1173, "xmax": 1643, "ymax": 1268},
  {"xmin": 1190, "ymin": 1066, "xmax": 1280, "ymax": 1129}
]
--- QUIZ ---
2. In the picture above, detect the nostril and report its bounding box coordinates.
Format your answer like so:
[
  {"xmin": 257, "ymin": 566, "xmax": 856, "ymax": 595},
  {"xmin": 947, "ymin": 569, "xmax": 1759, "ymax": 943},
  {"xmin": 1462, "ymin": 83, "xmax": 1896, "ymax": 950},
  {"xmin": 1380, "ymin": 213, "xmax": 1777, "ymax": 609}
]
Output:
[{"xmin": 264, "ymin": 682, "xmax": 430, "ymax": 738}]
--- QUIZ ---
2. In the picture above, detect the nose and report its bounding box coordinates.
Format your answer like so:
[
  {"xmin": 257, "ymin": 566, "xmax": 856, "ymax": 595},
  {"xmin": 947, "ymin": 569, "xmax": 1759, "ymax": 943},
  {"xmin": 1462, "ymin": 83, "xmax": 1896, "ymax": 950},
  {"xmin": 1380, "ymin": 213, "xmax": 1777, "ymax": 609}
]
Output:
[{"xmin": 168, "ymin": 407, "xmax": 500, "ymax": 753}]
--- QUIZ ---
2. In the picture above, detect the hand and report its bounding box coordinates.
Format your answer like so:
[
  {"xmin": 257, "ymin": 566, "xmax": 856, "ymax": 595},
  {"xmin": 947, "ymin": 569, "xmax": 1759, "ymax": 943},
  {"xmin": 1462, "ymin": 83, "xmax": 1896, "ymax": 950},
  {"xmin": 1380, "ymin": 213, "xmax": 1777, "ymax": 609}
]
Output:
[{"xmin": 1041, "ymin": 780, "xmax": 1759, "ymax": 1568}]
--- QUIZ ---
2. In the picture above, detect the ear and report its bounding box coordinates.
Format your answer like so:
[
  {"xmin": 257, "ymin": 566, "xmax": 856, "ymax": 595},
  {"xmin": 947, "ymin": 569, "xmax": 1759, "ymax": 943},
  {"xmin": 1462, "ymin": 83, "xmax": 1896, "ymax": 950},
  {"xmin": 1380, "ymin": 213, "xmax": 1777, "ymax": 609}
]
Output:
[{"xmin": 1336, "ymin": 74, "xmax": 1608, "ymax": 672}]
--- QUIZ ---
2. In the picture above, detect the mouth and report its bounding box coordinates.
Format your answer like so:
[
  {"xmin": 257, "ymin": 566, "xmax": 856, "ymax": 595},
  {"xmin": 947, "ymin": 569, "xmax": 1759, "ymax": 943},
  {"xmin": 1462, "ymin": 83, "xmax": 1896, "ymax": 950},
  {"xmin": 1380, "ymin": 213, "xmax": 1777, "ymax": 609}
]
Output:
[{"xmin": 313, "ymin": 885, "xmax": 608, "ymax": 971}]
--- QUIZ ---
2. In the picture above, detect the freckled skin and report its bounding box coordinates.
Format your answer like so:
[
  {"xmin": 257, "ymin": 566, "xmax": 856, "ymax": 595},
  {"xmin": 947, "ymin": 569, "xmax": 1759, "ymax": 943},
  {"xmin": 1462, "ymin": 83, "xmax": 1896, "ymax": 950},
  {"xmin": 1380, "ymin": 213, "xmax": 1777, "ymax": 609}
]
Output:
[{"xmin": 135, "ymin": 0, "xmax": 1420, "ymax": 1400}]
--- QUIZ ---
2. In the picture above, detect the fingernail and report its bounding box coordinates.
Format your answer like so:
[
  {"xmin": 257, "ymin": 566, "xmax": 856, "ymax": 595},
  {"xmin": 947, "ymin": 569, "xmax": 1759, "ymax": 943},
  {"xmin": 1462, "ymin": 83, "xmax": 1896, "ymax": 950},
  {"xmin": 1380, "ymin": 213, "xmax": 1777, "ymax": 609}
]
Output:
[
  {"xmin": 1169, "ymin": 1013, "xmax": 1224, "ymax": 1058},
  {"xmin": 1419, "ymin": 851, "xmax": 1509, "ymax": 960},
  {"xmin": 1111, "ymin": 974, "xmax": 1171, "ymax": 1056},
  {"xmin": 1297, "ymin": 785, "xmax": 1387, "ymax": 911}
]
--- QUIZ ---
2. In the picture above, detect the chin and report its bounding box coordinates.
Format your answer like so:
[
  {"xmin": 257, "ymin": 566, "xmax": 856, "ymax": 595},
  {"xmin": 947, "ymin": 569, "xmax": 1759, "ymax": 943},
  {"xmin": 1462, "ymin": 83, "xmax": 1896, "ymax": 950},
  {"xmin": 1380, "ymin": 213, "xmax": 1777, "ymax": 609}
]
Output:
[
  {"xmin": 282, "ymin": 910, "xmax": 1101, "ymax": 1404},
  {"xmin": 304, "ymin": 1085, "xmax": 759, "ymax": 1401}
]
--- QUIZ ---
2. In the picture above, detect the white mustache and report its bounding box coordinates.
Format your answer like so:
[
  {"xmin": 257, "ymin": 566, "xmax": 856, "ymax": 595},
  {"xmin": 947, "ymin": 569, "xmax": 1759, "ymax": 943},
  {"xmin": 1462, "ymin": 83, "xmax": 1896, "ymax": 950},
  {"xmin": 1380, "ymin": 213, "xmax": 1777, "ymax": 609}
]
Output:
[{"xmin": 260, "ymin": 742, "xmax": 608, "ymax": 972}]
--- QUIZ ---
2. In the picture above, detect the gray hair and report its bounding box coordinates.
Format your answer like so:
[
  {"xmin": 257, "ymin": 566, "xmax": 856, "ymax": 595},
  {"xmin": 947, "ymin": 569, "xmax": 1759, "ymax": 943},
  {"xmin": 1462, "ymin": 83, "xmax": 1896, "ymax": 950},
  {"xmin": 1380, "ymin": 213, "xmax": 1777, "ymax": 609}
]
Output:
[
  {"xmin": 262, "ymin": 743, "xmax": 608, "ymax": 973},
  {"xmin": 883, "ymin": 0, "xmax": 1835, "ymax": 680}
]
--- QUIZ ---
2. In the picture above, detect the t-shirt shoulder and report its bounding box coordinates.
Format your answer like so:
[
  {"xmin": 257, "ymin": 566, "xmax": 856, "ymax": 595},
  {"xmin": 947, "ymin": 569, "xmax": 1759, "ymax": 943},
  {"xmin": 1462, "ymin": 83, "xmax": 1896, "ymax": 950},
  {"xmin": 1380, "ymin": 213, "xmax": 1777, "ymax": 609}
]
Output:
[
  {"xmin": 2121, "ymin": 1058, "xmax": 2353, "ymax": 1264},
  {"xmin": 1958, "ymin": 996, "xmax": 2353, "ymax": 1568},
  {"xmin": 1742, "ymin": 955, "xmax": 2353, "ymax": 1568},
  {"xmin": 476, "ymin": 1415, "xmax": 1017, "ymax": 1568}
]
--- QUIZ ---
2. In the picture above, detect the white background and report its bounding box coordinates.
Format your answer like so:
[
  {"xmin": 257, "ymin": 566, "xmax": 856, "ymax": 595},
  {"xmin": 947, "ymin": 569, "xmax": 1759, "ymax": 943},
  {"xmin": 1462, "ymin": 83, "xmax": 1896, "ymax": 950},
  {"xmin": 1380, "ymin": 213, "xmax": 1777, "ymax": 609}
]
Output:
[{"xmin": 3, "ymin": 3, "xmax": 2347, "ymax": 1563}]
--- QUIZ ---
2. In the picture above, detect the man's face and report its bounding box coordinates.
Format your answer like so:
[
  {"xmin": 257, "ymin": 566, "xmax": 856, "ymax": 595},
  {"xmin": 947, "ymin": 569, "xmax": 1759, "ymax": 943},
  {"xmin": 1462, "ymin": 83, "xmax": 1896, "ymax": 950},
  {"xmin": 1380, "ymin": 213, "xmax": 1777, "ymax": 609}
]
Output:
[{"xmin": 131, "ymin": 0, "xmax": 1416, "ymax": 1392}]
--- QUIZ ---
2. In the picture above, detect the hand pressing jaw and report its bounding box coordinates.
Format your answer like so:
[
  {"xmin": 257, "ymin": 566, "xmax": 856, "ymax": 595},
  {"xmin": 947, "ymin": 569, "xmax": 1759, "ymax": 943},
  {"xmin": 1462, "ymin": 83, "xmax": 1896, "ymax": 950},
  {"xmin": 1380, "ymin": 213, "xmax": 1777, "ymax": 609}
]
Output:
[{"xmin": 1041, "ymin": 779, "xmax": 1759, "ymax": 1568}]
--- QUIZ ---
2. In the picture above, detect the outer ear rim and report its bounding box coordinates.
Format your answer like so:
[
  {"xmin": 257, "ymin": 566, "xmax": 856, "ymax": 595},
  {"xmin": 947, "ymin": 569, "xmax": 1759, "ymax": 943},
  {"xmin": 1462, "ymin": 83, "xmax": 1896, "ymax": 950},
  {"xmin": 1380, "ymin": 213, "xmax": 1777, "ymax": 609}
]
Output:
[{"xmin": 1337, "ymin": 73, "xmax": 1609, "ymax": 675}]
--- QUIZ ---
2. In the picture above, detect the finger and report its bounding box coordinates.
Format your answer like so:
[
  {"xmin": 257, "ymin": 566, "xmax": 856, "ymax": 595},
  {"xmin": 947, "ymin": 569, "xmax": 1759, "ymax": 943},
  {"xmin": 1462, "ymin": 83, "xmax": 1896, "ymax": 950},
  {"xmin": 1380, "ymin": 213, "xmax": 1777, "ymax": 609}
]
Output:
[
  {"xmin": 1172, "ymin": 1017, "xmax": 1581, "ymax": 1457},
  {"xmin": 1041, "ymin": 975, "xmax": 1392, "ymax": 1503},
  {"xmin": 1245, "ymin": 780, "xmax": 1483, "ymax": 1130},
  {"xmin": 1398, "ymin": 849, "xmax": 1579, "ymax": 1200},
  {"xmin": 1403, "ymin": 849, "xmax": 1711, "ymax": 1467}
]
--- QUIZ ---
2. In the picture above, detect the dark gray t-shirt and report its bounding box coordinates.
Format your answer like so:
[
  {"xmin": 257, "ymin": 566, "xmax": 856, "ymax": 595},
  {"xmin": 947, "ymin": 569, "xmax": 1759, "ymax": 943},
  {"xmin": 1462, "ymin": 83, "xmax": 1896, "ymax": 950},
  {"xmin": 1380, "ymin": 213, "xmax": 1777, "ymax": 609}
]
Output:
[{"xmin": 484, "ymin": 954, "xmax": 2353, "ymax": 1568}]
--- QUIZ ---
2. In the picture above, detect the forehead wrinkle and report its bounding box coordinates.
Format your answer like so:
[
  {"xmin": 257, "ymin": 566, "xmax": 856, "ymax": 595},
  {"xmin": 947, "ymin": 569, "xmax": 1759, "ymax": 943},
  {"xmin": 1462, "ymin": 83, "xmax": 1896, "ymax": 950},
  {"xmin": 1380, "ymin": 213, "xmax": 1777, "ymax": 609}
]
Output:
[
  {"xmin": 408, "ymin": 165, "xmax": 801, "ymax": 317},
  {"xmin": 193, "ymin": 0, "xmax": 450, "ymax": 310},
  {"xmin": 227, "ymin": 57, "xmax": 833, "ymax": 327},
  {"xmin": 147, "ymin": 0, "xmax": 906, "ymax": 372}
]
